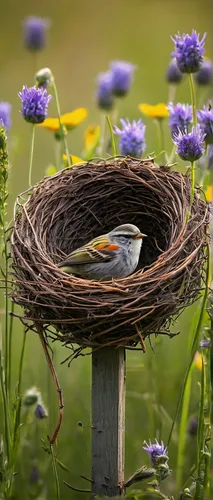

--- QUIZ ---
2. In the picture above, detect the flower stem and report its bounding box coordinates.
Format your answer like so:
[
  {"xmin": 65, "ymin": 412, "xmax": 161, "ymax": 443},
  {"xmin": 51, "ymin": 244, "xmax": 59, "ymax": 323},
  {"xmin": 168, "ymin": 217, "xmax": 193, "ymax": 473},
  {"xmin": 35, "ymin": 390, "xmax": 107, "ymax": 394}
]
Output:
[
  {"xmin": 17, "ymin": 329, "xmax": 27, "ymax": 393},
  {"xmin": 106, "ymin": 115, "xmax": 117, "ymax": 156},
  {"xmin": 8, "ymin": 301, "xmax": 14, "ymax": 395},
  {"xmin": 52, "ymin": 79, "xmax": 71, "ymax": 167},
  {"xmin": 188, "ymin": 73, "xmax": 197, "ymax": 126},
  {"xmin": 168, "ymin": 84, "xmax": 176, "ymax": 103},
  {"xmin": 156, "ymin": 119, "xmax": 166, "ymax": 163},
  {"xmin": 188, "ymin": 74, "xmax": 197, "ymax": 208},
  {"xmin": 28, "ymin": 124, "xmax": 35, "ymax": 187},
  {"xmin": 98, "ymin": 112, "xmax": 106, "ymax": 156},
  {"xmin": 190, "ymin": 161, "xmax": 195, "ymax": 210}
]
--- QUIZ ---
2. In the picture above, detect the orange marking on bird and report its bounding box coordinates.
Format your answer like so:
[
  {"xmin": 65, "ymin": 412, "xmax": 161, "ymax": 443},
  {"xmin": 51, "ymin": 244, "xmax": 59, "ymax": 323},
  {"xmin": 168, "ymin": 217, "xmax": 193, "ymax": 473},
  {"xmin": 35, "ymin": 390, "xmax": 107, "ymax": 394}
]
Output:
[{"xmin": 95, "ymin": 243, "xmax": 120, "ymax": 251}]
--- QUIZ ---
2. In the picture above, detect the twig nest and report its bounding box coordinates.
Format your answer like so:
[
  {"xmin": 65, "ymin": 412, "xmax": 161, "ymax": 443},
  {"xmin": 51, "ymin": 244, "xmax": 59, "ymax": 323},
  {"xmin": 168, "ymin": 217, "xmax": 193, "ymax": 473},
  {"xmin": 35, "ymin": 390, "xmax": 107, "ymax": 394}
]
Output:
[{"xmin": 11, "ymin": 158, "xmax": 208, "ymax": 350}]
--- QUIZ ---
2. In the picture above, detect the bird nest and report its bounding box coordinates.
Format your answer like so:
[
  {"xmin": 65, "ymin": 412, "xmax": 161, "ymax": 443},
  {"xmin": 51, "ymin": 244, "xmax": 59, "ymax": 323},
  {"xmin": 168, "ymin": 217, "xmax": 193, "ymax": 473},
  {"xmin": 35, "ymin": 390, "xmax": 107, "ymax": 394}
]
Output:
[{"xmin": 11, "ymin": 157, "xmax": 208, "ymax": 352}]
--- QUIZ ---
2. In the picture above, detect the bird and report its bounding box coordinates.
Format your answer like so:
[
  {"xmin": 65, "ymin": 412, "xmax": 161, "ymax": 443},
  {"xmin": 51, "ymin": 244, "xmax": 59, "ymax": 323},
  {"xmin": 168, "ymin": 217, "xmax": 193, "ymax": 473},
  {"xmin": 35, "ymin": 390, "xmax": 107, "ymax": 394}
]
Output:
[{"xmin": 57, "ymin": 223, "xmax": 147, "ymax": 281}]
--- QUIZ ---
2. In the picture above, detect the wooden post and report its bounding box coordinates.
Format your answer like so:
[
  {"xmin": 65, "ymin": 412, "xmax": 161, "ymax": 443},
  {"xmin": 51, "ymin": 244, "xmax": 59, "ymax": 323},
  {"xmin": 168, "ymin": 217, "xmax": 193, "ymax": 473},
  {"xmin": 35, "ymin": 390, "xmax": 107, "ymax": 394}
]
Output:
[{"xmin": 92, "ymin": 347, "xmax": 126, "ymax": 498}]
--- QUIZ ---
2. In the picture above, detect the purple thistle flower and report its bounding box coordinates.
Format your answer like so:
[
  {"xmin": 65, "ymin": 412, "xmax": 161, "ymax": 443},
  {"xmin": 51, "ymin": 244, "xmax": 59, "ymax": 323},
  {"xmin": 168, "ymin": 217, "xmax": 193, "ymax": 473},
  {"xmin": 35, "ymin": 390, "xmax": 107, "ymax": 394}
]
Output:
[
  {"xmin": 173, "ymin": 126, "xmax": 205, "ymax": 162},
  {"xmin": 195, "ymin": 59, "xmax": 213, "ymax": 85},
  {"xmin": 34, "ymin": 403, "xmax": 48, "ymax": 419},
  {"xmin": 143, "ymin": 439, "xmax": 168, "ymax": 467},
  {"xmin": 23, "ymin": 16, "xmax": 49, "ymax": 51},
  {"xmin": 96, "ymin": 71, "xmax": 114, "ymax": 111},
  {"xmin": 166, "ymin": 59, "xmax": 183, "ymax": 84},
  {"xmin": 0, "ymin": 102, "xmax": 11, "ymax": 130},
  {"xmin": 172, "ymin": 30, "xmax": 206, "ymax": 73},
  {"xmin": 114, "ymin": 118, "xmax": 146, "ymax": 157},
  {"xmin": 168, "ymin": 102, "xmax": 192, "ymax": 137},
  {"xmin": 197, "ymin": 106, "xmax": 213, "ymax": 144},
  {"xmin": 18, "ymin": 85, "xmax": 52, "ymax": 124},
  {"xmin": 110, "ymin": 60, "xmax": 135, "ymax": 97}
]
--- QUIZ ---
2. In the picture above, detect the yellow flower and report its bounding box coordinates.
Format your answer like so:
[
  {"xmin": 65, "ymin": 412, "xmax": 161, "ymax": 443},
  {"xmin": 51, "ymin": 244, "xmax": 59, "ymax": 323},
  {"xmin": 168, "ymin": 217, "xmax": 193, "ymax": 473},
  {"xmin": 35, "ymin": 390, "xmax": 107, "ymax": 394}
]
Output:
[
  {"xmin": 38, "ymin": 108, "xmax": 88, "ymax": 131},
  {"xmin": 193, "ymin": 351, "xmax": 202, "ymax": 371},
  {"xmin": 62, "ymin": 154, "xmax": 85, "ymax": 167},
  {"xmin": 205, "ymin": 185, "xmax": 212, "ymax": 202},
  {"xmin": 139, "ymin": 103, "xmax": 169, "ymax": 119},
  {"xmin": 84, "ymin": 125, "xmax": 100, "ymax": 150}
]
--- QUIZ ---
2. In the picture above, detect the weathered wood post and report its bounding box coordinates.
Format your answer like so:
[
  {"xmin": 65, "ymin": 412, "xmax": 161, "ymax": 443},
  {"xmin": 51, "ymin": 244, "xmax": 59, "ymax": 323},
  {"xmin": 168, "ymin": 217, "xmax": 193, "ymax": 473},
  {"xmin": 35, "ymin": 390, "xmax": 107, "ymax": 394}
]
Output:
[{"xmin": 92, "ymin": 347, "xmax": 126, "ymax": 497}]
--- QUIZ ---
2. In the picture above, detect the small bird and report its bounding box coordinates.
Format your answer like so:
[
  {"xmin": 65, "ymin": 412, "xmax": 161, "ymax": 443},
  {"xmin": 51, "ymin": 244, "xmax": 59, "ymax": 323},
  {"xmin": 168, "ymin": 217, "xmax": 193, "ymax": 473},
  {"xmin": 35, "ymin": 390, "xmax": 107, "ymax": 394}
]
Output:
[{"xmin": 58, "ymin": 223, "xmax": 146, "ymax": 281}]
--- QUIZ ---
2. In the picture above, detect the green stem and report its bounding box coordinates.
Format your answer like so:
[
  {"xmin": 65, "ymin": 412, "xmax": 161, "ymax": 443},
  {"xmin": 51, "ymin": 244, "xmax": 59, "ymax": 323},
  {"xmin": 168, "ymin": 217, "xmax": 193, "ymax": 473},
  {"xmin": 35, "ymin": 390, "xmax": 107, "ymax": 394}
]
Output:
[
  {"xmin": 195, "ymin": 355, "xmax": 205, "ymax": 500},
  {"xmin": 167, "ymin": 244, "xmax": 210, "ymax": 447},
  {"xmin": 156, "ymin": 119, "xmax": 167, "ymax": 164},
  {"xmin": 190, "ymin": 160, "xmax": 195, "ymax": 210},
  {"xmin": 0, "ymin": 349, "xmax": 10, "ymax": 460},
  {"xmin": 203, "ymin": 348, "xmax": 211, "ymax": 498},
  {"xmin": 17, "ymin": 330, "xmax": 27, "ymax": 393},
  {"xmin": 168, "ymin": 84, "xmax": 176, "ymax": 103},
  {"xmin": 98, "ymin": 112, "xmax": 107, "ymax": 156},
  {"xmin": 52, "ymin": 80, "xmax": 71, "ymax": 167},
  {"xmin": 176, "ymin": 363, "xmax": 193, "ymax": 491},
  {"xmin": 188, "ymin": 73, "xmax": 197, "ymax": 126},
  {"xmin": 3, "ymin": 233, "xmax": 9, "ymax": 395},
  {"xmin": 8, "ymin": 301, "xmax": 15, "ymax": 395},
  {"xmin": 106, "ymin": 115, "xmax": 117, "ymax": 156},
  {"xmin": 50, "ymin": 445, "xmax": 60, "ymax": 500},
  {"xmin": 28, "ymin": 124, "xmax": 35, "ymax": 187}
]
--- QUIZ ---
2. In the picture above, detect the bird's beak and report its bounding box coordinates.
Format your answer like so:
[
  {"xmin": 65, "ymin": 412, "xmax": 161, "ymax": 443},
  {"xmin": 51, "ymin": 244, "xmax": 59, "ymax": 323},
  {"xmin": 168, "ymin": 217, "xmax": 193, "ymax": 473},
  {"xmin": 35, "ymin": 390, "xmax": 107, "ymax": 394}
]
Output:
[{"xmin": 134, "ymin": 233, "xmax": 147, "ymax": 240}]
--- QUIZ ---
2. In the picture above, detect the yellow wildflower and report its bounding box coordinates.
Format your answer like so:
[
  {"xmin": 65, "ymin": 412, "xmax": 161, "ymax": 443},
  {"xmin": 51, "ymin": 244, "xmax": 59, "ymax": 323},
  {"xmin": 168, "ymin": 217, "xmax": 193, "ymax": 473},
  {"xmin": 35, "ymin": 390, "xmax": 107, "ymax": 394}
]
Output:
[
  {"xmin": 84, "ymin": 125, "xmax": 100, "ymax": 150},
  {"xmin": 139, "ymin": 103, "xmax": 169, "ymax": 119},
  {"xmin": 38, "ymin": 108, "xmax": 88, "ymax": 131},
  {"xmin": 205, "ymin": 185, "xmax": 212, "ymax": 202},
  {"xmin": 193, "ymin": 352, "xmax": 202, "ymax": 371},
  {"xmin": 62, "ymin": 154, "xmax": 85, "ymax": 167}
]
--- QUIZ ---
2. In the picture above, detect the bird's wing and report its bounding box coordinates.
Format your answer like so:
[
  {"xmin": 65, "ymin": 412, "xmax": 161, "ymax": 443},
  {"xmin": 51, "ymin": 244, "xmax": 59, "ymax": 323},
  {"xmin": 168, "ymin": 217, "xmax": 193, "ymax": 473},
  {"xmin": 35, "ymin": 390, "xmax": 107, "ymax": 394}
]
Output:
[{"xmin": 58, "ymin": 234, "xmax": 120, "ymax": 267}]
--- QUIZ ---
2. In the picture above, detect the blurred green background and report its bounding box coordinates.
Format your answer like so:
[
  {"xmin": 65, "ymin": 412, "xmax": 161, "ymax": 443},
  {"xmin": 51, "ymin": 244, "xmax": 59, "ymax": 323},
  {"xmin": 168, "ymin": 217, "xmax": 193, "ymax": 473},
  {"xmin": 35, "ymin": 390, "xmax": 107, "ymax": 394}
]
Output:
[{"xmin": 0, "ymin": 0, "xmax": 211, "ymax": 498}]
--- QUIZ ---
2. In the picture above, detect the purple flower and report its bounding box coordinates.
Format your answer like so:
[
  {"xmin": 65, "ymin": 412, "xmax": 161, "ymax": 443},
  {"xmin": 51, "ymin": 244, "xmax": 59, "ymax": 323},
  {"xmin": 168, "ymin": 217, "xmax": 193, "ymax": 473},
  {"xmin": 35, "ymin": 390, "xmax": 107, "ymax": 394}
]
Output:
[
  {"xmin": 166, "ymin": 59, "xmax": 183, "ymax": 84},
  {"xmin": 143, "ymin": 439, "xmax": 168, "ymax": 467},
  {"xmin": 173, "ymin": 126, "xmax": 205, "ymax": 162},
  {"xmin": 18, "ymin": 85, "xmax": 52, "ymax": 124},
  {"xmin": 34, "ymin": 403, "xmax": 48, "ymax": 419},
  {"xmin": 0, "ymin": 102, "xmax": 11, "ymax": 130},
  {"xmin": 96, "ymin": 71, "xmax": 114, "ymax": 111},
  {"xmin": 110, "ymin": 60, "xmax": 135, "ymax": 97},
  {"xmin": 197, "ymin": 106, "xmax": 213, "ymax": 144},
  {"xmin": 23, "ymin": 16, "xmax": 49, "ymax": 51},
  {"xmin": 114, "ymin": 118, "xmax": 146, "ymax": 157},
  {"xmin": 172, "ymin": 30, "xmax": 206, "ymax": 73},
  {"xmin": 195, "ymin": 59, "xmax": 213, "ymax": 85},
  {"xmin": 168, "ymin": 102, "xmax": 192, "ymax": 137}
]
